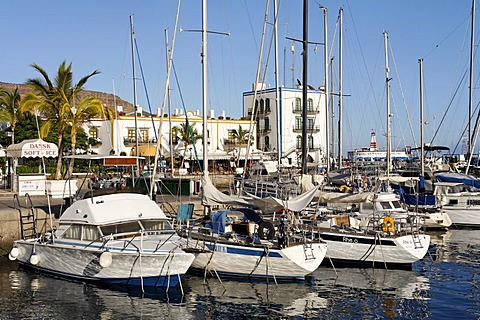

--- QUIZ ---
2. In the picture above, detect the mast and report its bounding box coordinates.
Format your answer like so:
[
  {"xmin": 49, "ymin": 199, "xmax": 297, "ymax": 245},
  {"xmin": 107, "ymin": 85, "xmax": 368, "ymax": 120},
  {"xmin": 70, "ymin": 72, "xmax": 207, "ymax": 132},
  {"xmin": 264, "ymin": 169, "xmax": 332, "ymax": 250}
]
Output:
[
  {"xmin": 468, "ymin": 0, "xmax": 475, "ymax": 159},
  {"xmin": 337, "ymin": 8, "xmax": 343, "ymax": 169},
  {"xmin": 165, "ymin": 28, "xmax": 174, "ymax": 175},
  {"xmin": 274, "ymin": 0, "xmax": 281, "ymax": 163},
  {"xmin": 130, "ymin": 15, "xmax": 139, "ymax": 184},
  {"xmin": 202, "ymin": 0, "xmax": 208, "ymax": 175},
  {"xmin": 301, "ymin": 0, "xmax": 308, "ymax": 174},
  {"xmin": 384, "ymin": 31, "xmax": 392, "ymax": 180},
  {"xmin": 323, "ymin": 6, "xmax": 330, "ymax": 173},
  {"xmin": 419, "ymin": 58, "xmax": 425, "ymax": 178},
  {"xmin": 330, "ymin": 57, "xmax": 335, "ymax": 164}
]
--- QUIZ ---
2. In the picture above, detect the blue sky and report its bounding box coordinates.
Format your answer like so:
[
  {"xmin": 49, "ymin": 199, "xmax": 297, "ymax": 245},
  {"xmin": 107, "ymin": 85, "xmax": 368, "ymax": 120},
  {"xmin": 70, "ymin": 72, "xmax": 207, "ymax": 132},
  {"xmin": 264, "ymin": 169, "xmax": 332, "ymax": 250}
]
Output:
[{"xmin": 0, "ymin": 1, "xmax": 477, "ymax": 155}]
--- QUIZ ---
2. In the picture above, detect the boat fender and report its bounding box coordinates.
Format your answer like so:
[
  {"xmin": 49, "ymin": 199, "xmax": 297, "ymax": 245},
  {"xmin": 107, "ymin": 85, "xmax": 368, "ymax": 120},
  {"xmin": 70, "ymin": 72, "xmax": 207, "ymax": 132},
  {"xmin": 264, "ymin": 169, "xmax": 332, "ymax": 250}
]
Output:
[
  {"xmin": 29, "ymin": 253, "xmax": 39, "ymax": 265},
  {"xmin": 382, "ymin": 216, "xmax": 395, "ymax": 233},
  {"xmin": 258, "ymin": 221, "xmax": 275, "ymax": 240},
  {"xmin": 99, "ymin": 251, "xmax": 113, "ymax": 268},
  {"xmin": 339, "ymin": 185, "xmax": 350, "ymax": 193},
  {"xmin": 9, "ymin": 247, "xmax": 19, "ymax": 261}
]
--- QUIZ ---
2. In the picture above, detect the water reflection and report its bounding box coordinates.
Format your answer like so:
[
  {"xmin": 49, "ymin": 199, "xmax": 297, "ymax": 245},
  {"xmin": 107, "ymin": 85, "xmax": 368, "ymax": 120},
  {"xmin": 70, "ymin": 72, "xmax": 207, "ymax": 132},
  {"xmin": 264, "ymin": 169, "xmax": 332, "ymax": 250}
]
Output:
[{"xmin": 1, "ymin": 229, "xmax": 479, "ymax": 319}]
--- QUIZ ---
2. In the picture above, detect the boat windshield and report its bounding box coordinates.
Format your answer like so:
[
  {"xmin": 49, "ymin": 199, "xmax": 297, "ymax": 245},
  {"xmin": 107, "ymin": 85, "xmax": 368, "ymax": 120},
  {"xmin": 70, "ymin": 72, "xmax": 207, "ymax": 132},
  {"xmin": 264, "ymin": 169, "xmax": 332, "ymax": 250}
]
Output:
[{"xmin": 391, "ymin": 201, "xmax": 402, "ymax": 209}]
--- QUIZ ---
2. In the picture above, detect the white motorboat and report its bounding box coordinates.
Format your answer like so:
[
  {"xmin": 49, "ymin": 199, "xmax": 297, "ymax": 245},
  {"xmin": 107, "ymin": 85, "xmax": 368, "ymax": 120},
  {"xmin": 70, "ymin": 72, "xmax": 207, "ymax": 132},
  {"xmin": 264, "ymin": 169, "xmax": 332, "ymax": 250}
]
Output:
[
  {"xmin": 9, "ymin": 191, "xmax": 195, "ymax": 288},
  {"xmin": 180, "ymin": 207, "xmax": 327, "ymax": 280},
  {"xmin": 434, "ymin": 181, "xmax": 480, "ymax": 228}
]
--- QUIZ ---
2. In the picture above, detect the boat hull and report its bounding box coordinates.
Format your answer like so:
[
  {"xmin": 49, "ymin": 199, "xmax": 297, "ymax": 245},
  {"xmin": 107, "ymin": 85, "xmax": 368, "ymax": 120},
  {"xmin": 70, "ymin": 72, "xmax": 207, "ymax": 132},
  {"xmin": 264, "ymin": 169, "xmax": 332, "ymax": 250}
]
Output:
[
  {"xmin": 441, "ymin": 207, "xmax": 480, "ymax": 228},
  {"xmin": 13, "ymin": 240, "xmax": 195, "ymax": 287},
  {"xmin": 187, "ymin": 240, "xmax": 327, "ymax": 280},
  {"xmin": 318, "ymin": 231, "xmax": 430, "ymax": 268}
]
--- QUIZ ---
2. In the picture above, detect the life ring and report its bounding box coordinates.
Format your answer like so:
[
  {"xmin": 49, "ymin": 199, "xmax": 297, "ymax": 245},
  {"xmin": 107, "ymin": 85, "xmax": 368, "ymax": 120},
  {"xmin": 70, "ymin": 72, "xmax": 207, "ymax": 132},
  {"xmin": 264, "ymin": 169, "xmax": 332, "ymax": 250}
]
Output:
[
  {"xmin": 339, "ymin": 185, "xmax": 350, "ymax": 193},
  {"xmin": 382, "ymin": 216, "xmax": 395, "ymax": 233},
  {"xmin": 258, "ymin": 221, "xmax": 276, "ymax": 240}
]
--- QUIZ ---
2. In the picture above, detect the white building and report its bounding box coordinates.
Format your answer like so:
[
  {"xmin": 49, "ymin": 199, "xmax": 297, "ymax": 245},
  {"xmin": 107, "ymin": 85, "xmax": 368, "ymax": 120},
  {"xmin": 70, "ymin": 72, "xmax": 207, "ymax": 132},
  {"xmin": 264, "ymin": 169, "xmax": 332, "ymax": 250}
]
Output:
[
  {"xmin": 83, "ymin": 110, "xmax": 259, "ymax": 169},
  {"xmin": 242, "ymin": 83, "xmax": 327, "ymax": 167}
]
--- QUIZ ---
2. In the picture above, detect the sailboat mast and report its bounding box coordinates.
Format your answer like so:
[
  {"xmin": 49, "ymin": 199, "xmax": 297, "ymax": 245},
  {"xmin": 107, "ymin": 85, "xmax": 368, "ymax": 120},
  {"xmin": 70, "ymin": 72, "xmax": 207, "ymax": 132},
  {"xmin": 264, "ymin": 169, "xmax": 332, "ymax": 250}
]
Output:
[
  {"xmin": 419, "ymin": 58, "xmax": 425, "ymax": 177},
  {"xmin": 338, "ymin": 7, "xmax": 343, "ymax": 169},
  {"xmin": 165, "ymin": 28, "xmax": 174, "ymax": 175},
  {"xmin": 274, "ymin": 0, "xmax": 281, "ymax": 163},
  {"xmin": 130, "ymin": 15, "xmax": 139, "ymax": 183},
  {"xmin": 323, "ymin": 6, "xmax": 330, "ymax": 173},
  {"xmin": 468, "ymin": 0, "xmax": 476, "ymax": 158},
  {"xmin": 301, "ymin": 0, "xmax": 308, "ymax": 174},
  {"xmin": 384, "ymin": 31, "xmax": 392, "ymax": 179},
  {"xmin": 202, "ymin": 0, "xmax": 208, "ymax": 174}
]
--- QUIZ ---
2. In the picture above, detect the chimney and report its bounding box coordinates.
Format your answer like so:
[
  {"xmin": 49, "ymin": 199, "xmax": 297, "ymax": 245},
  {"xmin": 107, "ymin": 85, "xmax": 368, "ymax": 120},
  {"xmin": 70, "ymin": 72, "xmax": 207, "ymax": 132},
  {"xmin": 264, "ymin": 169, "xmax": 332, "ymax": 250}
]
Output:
[{"xmin": 210, "ymin": 110, "xmax": 215, "ymax": 118}]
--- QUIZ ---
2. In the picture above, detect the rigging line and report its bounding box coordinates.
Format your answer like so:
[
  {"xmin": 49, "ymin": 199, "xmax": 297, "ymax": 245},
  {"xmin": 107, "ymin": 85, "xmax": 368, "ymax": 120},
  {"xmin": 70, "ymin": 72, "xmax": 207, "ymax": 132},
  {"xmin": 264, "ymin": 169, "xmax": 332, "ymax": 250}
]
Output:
[
  {"xmin": 134, "ymin": 38, "xmax": 157, "ymax": 140},
  {"xmin": 388, "ymin": 42, "xmax": 417, "ymax": 148},
  {"xmin": 429, "ymin": 67, "xmax": 468, "ymax": 147},
  {"xmin": 451, "ymin": 100, "xmax": 480, "ymax": 155},
  {"xmin": 171, "ymin": 60, "xmax": 202, "ymax": 170},
  {"xmin": 422, "ymin": 14, "xmax": 471, "ymax": 59}
]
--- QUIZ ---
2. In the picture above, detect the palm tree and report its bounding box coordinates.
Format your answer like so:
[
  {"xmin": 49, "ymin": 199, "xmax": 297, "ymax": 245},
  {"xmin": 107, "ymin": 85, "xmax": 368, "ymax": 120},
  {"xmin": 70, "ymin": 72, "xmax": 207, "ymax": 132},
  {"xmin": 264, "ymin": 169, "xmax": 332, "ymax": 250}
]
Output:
[
  {"xmin": 20, "ymin": 61, "xmax": 100, "ymax": 179},
  {"xmin": 66, "ymin": 97, "xmax": 104, "ymax": 177},
  {"xmin": 0, "ymin": 87, "xmax": 22, "ymax": 144},
  {"xmin": 231, "ymin": 125, "xmax": 250, "ymax": 145},
  {"xmin": 178, "ymin": 121, "xmax": 201, "ymax": 145}
]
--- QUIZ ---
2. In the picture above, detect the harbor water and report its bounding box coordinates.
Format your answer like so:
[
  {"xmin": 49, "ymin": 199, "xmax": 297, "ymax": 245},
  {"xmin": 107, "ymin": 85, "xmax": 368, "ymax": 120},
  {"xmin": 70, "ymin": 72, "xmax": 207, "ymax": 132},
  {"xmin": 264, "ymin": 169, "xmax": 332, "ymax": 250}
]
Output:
[{"xmin": 0, "ymin": 229, "xmax": 478, "ymax": 319}]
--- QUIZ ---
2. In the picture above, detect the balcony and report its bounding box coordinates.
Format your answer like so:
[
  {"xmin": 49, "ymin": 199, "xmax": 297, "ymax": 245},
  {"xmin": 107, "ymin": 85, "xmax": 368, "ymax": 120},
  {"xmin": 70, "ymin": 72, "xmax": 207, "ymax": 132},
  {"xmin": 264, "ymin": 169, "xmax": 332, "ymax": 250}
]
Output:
[
  {"xmin": 292, "ymin": 107, "xmax": 319, "ymax": 114},
  {"xmin": 123, "ymin": 137, "xmax": 158, "ymax": 147},
  {"xmin": 258, "ymin": 125, "xmax": 272, "ymax": 134},
  {"xmin": 293, "ymin": 126, "xmax": 321, "ymax": 133}
]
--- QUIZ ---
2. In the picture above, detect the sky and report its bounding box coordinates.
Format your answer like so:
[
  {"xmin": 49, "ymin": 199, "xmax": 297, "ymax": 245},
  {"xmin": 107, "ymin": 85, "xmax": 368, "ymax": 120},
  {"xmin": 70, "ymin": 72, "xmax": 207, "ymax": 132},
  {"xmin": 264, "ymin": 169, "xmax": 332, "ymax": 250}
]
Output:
[{"xmin": 1, "ymin": 0, "xmax": 478, "ymax": 156}]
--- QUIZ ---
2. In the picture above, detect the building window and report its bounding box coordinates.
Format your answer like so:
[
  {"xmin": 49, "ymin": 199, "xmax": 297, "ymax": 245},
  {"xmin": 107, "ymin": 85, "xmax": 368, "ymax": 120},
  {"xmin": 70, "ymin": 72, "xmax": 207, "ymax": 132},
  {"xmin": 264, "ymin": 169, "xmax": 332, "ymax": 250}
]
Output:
[
  {"xmin": 307, "ymin": 98, "xmax": 314, "ymax": 112},
  {"xmin": 255, "ymin": 99, "xmax": 259, "ymax": 113},
  {"xmin": 140, "ymin": 129, "xmax": 149, "ymax": 143},
  {"xmin": 265, "ymin": 98, "xmax": 271, "ymax": 112},
  {"xmin": 260, "ymin": 99, "xmax": 265, "ymax": 113},
  {"xmin": 307, "ymin": 118, "xmax": 315, "ymax": 130},
  {"xmin": 89, "ymin": 127, "xmax": 98, "ymax": 139},
  {"xmin": 128, "ymin": 129, "xmax": 136, "ymax": 141},
  {"xmin": 264, "ymin": 117, "xmax": 270, "ymax": 131},
  {"xmin": 264, "ymin": 136, "xmax": 270, "ymax": 151},
  {"xmin": 308, "ymin": 135, "xmax": 314, "ymax": 149},
  {"xmin": 295, "ymin": 97, "xmax": 302, "ymax": 112},
  {"xmin": 296, "ymin": 135, "xmax": 302, "ymax": 149},
  {"xmin": 295, "ymin": 117, "xmax": 303, "ymax": 130}
]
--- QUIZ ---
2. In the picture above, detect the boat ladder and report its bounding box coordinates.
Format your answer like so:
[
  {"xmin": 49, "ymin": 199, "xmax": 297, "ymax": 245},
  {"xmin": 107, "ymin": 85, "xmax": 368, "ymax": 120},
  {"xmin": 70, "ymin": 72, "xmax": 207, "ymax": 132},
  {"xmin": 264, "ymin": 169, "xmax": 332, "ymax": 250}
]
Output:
[
  {"xmin": 14, "ymin": 193, "xmax": 37, "ymax": 240},
  {"xmin": 303, "ymin": 242, "xmax": 316, "ymax": 260},
  {"xmin": 412, "ymin": 232, "xmax": 424, "ymax": 249}
]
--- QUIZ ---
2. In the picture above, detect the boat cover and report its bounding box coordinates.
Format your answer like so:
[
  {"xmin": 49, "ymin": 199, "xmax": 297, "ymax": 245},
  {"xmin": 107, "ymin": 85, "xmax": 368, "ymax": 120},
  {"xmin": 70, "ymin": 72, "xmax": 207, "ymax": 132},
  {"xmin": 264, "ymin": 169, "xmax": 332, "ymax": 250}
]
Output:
[{"xmin": 435, "ymin": 172, "xmax": 480, "ymax": 188}]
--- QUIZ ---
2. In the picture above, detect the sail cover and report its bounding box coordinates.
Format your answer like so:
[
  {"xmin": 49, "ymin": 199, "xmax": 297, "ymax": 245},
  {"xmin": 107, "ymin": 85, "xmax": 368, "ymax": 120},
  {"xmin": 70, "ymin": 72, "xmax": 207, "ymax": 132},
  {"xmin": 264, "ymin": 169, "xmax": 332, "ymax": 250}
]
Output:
[{"xmin": 201, "ymin": 173, "xmax": 253, "ymax": 207}]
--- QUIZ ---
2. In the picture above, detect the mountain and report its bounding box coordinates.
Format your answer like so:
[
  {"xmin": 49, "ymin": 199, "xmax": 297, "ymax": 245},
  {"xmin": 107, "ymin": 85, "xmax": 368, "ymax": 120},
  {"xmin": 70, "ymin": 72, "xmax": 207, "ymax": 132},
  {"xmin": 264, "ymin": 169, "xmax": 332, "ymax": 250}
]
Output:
[{"xmin": 0, "ymin": 82, "xmax": 134, "ymax": 114}]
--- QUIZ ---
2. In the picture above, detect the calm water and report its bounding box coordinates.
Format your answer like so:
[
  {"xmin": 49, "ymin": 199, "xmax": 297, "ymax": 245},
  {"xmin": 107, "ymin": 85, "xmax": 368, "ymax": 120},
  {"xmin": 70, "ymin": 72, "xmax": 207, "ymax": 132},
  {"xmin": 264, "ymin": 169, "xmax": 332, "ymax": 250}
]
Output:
[{"xmin": 0, "ymin": 229, "xmax": 478, "ymax": 320}]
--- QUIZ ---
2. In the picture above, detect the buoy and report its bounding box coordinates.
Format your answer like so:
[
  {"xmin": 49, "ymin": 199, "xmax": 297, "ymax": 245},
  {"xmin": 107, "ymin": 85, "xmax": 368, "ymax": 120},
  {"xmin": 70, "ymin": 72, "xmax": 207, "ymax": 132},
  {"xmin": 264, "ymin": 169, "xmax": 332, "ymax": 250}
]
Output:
[
  {"xmin": 9, "ymin": 247, "xmax": 19, "ymax": 261},
  {"xmin": 99, "ymin": 251, "xmax": 113, "ymax": 268},
  {"xmin": 29, "ymin": 253, "xmax": 39, "ymax": 265}
]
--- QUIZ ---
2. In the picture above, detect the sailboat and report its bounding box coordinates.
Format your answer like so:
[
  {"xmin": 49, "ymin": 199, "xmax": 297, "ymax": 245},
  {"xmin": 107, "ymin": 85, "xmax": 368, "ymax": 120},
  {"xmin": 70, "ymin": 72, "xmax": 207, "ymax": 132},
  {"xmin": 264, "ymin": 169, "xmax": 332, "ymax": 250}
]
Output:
[
  {"xmin": 179, "ymin": 0, "xmax": 327, "ymax": 281},
  {"xmin": 296, "ymin": 31, "xmax": 430, "ymax": 269}
]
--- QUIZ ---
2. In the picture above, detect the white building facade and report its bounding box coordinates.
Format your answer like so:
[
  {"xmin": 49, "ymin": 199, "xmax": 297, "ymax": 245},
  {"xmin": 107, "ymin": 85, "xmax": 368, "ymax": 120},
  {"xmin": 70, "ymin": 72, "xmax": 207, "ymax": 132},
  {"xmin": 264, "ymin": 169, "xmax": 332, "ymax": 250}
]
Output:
[
  {"xmin": 83, "ymin": 110, "xmax": 258, "ymax": 165},
  {"xmin": 243, "ymin": 84, "xmax": 327, "ymax": 167}
]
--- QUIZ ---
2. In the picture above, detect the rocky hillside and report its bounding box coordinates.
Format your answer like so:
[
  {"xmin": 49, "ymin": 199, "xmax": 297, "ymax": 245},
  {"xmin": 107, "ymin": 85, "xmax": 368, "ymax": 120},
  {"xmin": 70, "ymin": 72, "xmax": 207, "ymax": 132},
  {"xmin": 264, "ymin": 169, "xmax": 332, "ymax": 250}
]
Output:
[{"xmin": 0, "ymin": 82, "xmax": 134, "ymax": 114}]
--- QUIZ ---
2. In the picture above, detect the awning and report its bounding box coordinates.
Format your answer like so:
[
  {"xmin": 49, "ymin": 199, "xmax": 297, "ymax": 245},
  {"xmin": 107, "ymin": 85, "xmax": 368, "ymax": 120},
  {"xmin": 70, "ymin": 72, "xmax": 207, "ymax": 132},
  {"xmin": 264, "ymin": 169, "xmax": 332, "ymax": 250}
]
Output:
[
  {"xmin": 6, "ymin": 139, "xmax": 58, "ymax": 158},
  {"xmin": 130, "ymin": 145, "xmax": 158, "ymax": 157}
]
